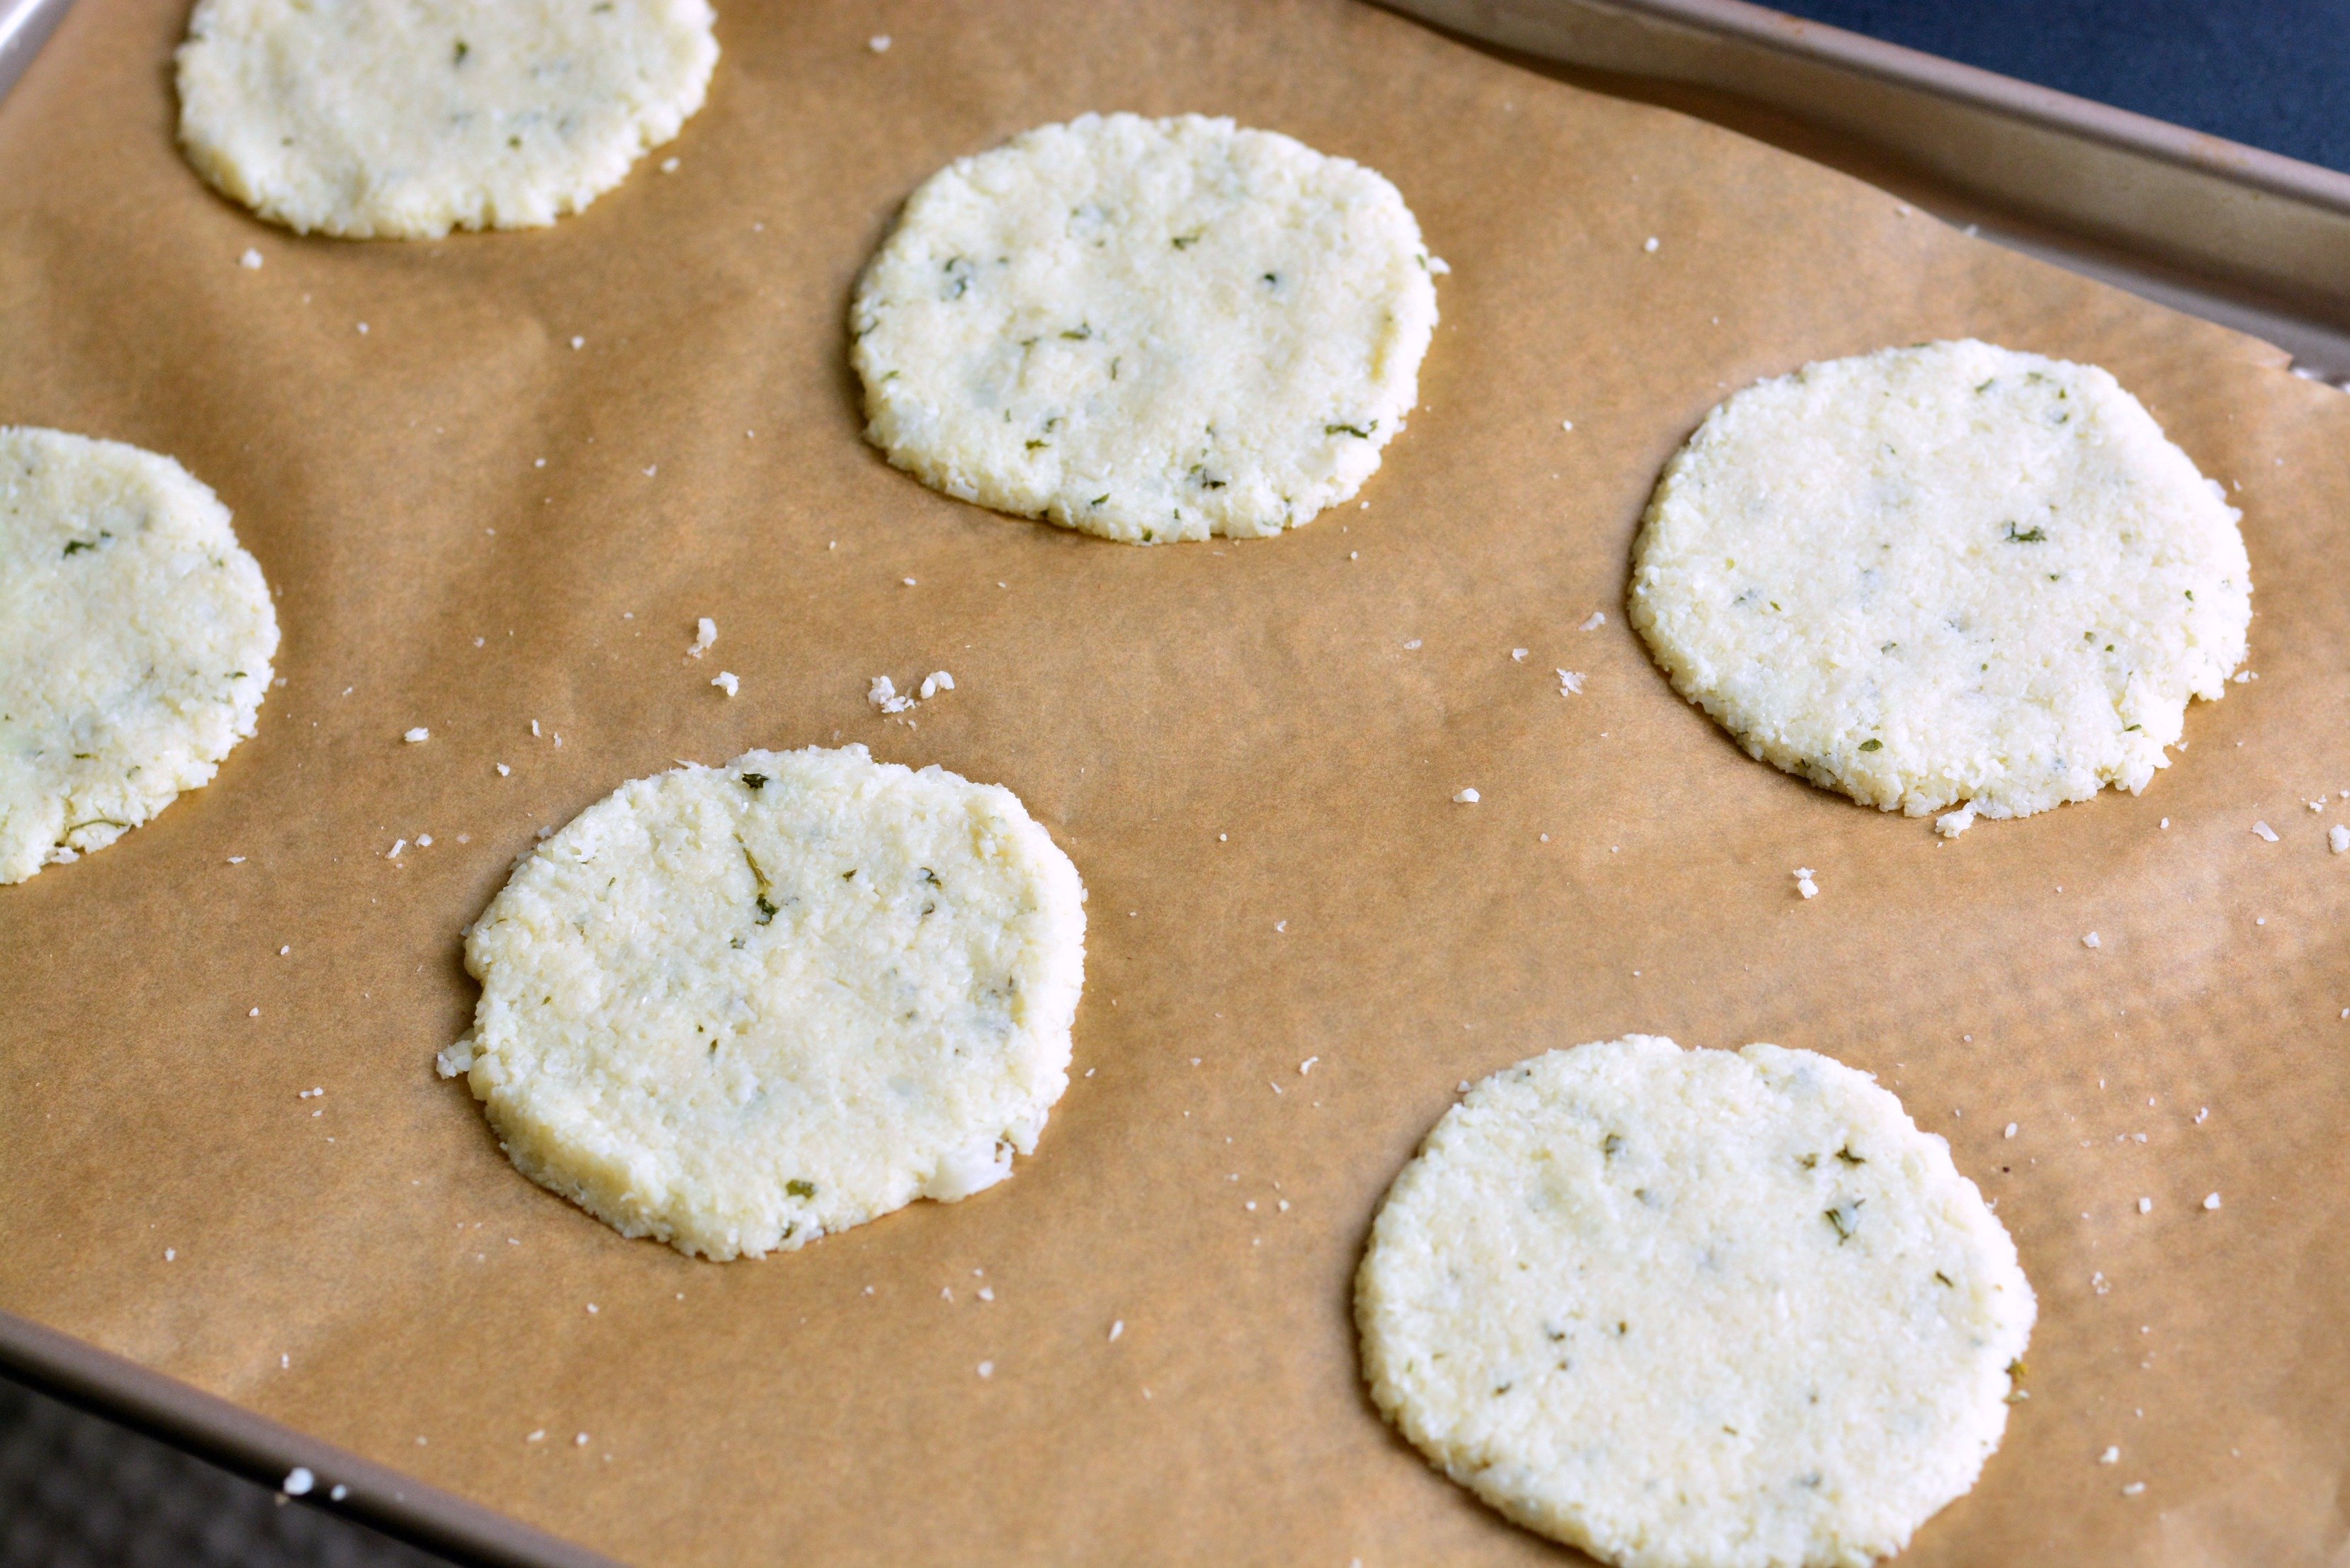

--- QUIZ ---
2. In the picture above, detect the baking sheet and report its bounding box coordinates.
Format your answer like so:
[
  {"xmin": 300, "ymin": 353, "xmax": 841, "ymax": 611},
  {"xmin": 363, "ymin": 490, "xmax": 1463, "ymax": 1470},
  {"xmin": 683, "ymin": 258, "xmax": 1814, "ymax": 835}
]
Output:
[{"xmin": 3, "ymin": 1, "xmax": 2347, "ymax": 1564}]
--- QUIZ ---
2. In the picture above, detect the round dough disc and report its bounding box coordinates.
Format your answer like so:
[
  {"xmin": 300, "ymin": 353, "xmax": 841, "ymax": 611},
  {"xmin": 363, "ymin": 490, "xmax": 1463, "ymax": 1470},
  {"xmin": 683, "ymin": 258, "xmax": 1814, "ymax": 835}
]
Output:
[
  {"xmin": 851, "ymin": 113, "xmax": 1442, "ymax": 544},
  {"xmin": 176, "ymin": 0, "xmax": 718, "ymax": 239},
  {"xmin": 1629, "ymin": 340, "xmax": 2250, "ymax": 823},
  {"xmin": 0, "ymin": 427, "xmax": 278, "ymax": 886},
  {"xmin": 450, "ymin": 745, "xmax": 1088, "ymax": 1261},
  {"xmin": 1357, "ymin": 1035, "xmax": 2035, "ymax": 1568}
]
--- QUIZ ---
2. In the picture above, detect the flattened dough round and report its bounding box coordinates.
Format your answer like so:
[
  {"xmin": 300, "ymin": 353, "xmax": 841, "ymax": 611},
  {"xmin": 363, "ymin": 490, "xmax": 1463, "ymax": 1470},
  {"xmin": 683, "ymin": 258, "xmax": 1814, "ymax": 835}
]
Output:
[
  {"xmin": 0, "ymin": 428, "xmax": 278, "ymax": 886},
  {"xmin": 1629, "ymin": 340, "xmax": 2250, "ymax": 822},
  {"xmin": 1357, "ymin": 1035, "xmax": 2035, "ymax": 1568},
  {"xmin": 176, "ymin": 0, "xmax": 718, "ymax": 239},
  {"xmin": 449, "ymin": 745, "xmax": 1088, "ymax": 1260},
  {"xmin": 851, "ymin": 113, "xmax": 1441, "ymax": 543}
]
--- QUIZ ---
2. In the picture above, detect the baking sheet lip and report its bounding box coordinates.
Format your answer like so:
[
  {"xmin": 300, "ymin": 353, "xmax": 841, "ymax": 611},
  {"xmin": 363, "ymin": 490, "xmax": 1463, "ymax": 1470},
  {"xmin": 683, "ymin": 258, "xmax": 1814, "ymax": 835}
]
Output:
[
  {"xmin": 1418, "ymin": 0, "xmax": 2350, "ymax": 219},
  {"xmin": 0, "ymin": 1305, "xmax": 618, "ymax": 1568},
  {"xmin": 0, "ymin": 0, "xmax": 74, "ymax": 104}
]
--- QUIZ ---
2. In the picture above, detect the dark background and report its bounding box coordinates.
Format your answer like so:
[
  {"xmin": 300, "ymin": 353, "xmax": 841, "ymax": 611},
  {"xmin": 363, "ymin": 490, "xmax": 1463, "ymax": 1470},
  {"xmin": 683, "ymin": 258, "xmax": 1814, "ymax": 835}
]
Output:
[
  {"xmin": 1775, "ymin": 0, "xmax": 2350, "ymax": 173},
  {"xmin": 3, "ymin": 1, "xmax": 2341, "ymax": 1564}
]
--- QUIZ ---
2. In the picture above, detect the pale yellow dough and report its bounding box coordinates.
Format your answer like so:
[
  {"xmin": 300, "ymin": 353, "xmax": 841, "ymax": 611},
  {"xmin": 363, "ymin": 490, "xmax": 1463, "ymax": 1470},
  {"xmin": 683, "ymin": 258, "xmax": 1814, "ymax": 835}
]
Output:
[
  {"xmin": 1358, "ymin": 1035, "xmax": 2035, "ymax": 1568},
  {"xmin": 448, "ymin": 745, "xmax": 1088, "ymax": 1260},
  {"xmin": 0, "ymin": 428, "xmax": 277, "ymax": 885},
  {"xmin": 176, "ymin": 0, "xmax": 718, "ymax": 239},
  {"xmin": 1629, "ymin": 341, "xmax": 2250, "ymax": 822},
  {"xmin": 852, "ymin": 113, "xmax": 1441, "ymax": 543}
]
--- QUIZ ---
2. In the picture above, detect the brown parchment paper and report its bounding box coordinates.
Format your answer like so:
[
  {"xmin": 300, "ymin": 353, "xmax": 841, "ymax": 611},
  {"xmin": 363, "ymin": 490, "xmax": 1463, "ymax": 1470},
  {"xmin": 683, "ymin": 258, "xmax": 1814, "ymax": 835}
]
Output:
[{"xmin": 4, "ymin": 3, "xmax": 2348, "ymax": 1564}]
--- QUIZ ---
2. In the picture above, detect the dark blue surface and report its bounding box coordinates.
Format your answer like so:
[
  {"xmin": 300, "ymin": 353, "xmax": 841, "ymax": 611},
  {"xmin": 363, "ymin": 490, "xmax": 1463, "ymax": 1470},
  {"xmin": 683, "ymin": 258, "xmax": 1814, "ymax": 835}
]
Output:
[{"xmin": 1769, "ymin": 0, "xmax": 2350, "ymax": 174}]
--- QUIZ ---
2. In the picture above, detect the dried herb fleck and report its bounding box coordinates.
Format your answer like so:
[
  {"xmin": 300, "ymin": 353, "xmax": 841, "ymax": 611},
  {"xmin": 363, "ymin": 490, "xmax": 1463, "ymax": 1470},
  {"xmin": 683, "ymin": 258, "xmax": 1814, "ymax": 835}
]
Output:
[
  {"xmin": 1601, "ymin": 1132, "xmax": 1623, "ymax": 1158},
  {"xmin": 1834, "ymin": 1145, "xmax": 1865, "ymax": 1166},
  {"xmin": 1858, "ymin": 739, "xmax": 1882, "ymax": 752},
  {"xmin": 1324, "ymin": 422, "xmax": 1376, "ymax": 439},
  {"xmin": 2004, "ymin": 523, "xmax": 2047, "ymax": 543},
  {"xmin": 740, "ymin": 840, "xmax": 778, "ymax": 925},
  {"xmin": 452, "ymin": 39, "xmax": 469, "ymax": 64},
  {"xmin": 786, "ymin": 1179, "xmax": 815, "ymax": 1198},
  {"xmin": 740, "ymin": 772, "xmax": 767, "ymax": 791}
]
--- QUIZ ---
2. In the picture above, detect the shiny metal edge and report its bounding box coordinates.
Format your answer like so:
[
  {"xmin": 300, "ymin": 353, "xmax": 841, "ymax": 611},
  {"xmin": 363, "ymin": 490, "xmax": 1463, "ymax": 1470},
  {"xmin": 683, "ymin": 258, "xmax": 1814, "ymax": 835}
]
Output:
[
  {"xmin": 0, "ymin": 0, "xmax": 73, "ymax": 103},
  {"xmin": 1384, "ymin": 0, "xmax": 2350, "ymax": 379},
  {"xmin": 0, "ymin": 1309, "xmax": 620, "ymax": 1568}
]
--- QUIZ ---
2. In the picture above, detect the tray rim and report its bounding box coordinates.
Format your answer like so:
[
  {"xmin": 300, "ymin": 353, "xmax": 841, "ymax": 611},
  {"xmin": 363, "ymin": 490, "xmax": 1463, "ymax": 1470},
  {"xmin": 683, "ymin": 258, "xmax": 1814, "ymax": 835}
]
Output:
[
  {"xmin": 1536, "ymin": 0, "xmax": 2350, "ymax": 214},
  {"xmin": 0, "ymin": 1306, "xmax": 618, "ymax": 1568}
]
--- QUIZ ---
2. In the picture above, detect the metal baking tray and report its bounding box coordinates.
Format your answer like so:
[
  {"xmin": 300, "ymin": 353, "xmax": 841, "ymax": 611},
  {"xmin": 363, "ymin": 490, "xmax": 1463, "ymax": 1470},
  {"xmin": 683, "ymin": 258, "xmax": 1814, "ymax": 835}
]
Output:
[
  {"xmin": 0, "ymin": 0, "xmax": 74, "ymax": 103},
  {"xmin": 2, "ymin": 1, "xmax": 2343, "ymax": 1564}
]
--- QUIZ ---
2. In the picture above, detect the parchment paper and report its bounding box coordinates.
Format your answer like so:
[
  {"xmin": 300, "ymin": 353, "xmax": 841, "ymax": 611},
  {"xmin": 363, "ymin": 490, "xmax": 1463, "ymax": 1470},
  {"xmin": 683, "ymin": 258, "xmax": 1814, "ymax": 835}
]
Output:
[{"xmin": 4, "ymin": 3, "xmax": 2346, "ymax": 1564}]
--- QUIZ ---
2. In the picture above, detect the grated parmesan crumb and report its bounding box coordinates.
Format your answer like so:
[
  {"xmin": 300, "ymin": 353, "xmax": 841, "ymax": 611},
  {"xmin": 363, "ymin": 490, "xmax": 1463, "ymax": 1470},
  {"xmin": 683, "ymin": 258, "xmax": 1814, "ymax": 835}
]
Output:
[
  {"xmin": 1643, "ymin": 236, "xmax": 1661, "ymax": 253},
  {"xmin": 2202, "ymin": 1192, "xmax": 2222, "ymax": 1210},
  {"xmin": 2098, "ymin": 1447, "xmax": 2119, "ymax": 1465},
  {"xmin": 2253, "ymin": 820, "xmax": 2278, "ymax": 842},
  {"xmin": 239, "ymin": 248, "xmax": 264, "ymax": 269},
  {"xmin": 2137, "ymin": 1197, "xmax": 2152, "ymax": 1214},
  {"xmin": 496, "ymin": 763, "xmax": 511, "ymax": 777},
  {"xmin": 711, "ymin": 671, "xmax": 739, "ymax": 697},
  {"xmin": 1557, "ymin": 669, "xmax": 1584, "ymax": 696},
  {"xmin": 1935, "ymin": 802, "xmax": 1977, "ymax": 838},
  {"xmin": 867, "ymin": 675, "xmax": 913, "ymax": 714},
  {"xmin": 283, "ymin": 1467, "xmax": 314, "ymax": 1496},
  {"xmin": 2082, "ymin": 932, "xmax": 2101, "ymax": 949},
  {"xmin": 1580, "ymin": 611, "xmax": 1606, "ymax": 631},
  {"xmin": 2122, "ymin": 1482, "xmax": 2145, "ymax": 1497},
  {"xmin": 403, "ymin": 727, "xmax": 429, "ymax": 743},
  {"xmin": 1793, "ymin": 867, "xmax": 1818, "ymax": 900},
  {"xmin": 2331, "ymin": 825, "xmax": 2349, "ymax": 854},
  {"xmin": 869, "ymin": 33, "xmax": 891, "ymax": 51},
  {"xmin": 687, "ymin": 618, "xmax": 716, "ymax": 658},
  {"xmin": 1452, "ymin": 788, "xmax": 1480, "ymax": 803},
  {"xmin": 976, "ymin": 1360, "xmax": 994, "ymax": 1378},
  {"xmin": 660, "ymin": 157, "xmax": 679, "ymax": 174},
  {"xmin": 1511, "ymin": 648, "xmax": 1527, "ymax": 662},
  {"xmin": 918, "ymin": 670, "xmax": 954, "ymax": 700},
  {"xmin": 2003, "ymin": 1122, "xmax": 2017, "ymax": 1139}
]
